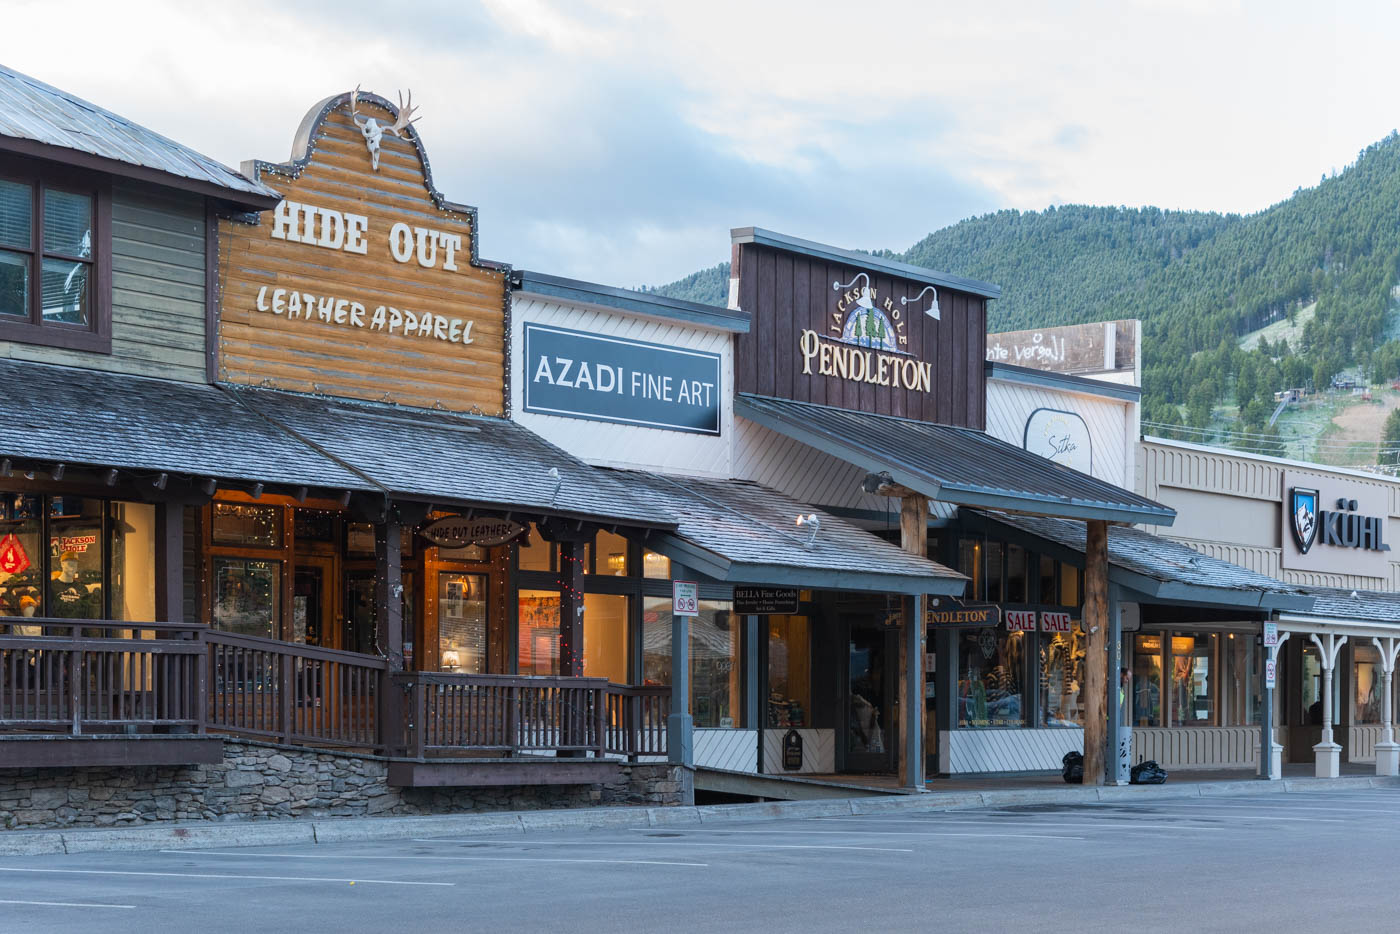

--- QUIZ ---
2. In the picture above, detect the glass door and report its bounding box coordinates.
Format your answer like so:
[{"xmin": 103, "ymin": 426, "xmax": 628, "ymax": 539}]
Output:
[
  {"xmin": 438, "ymin": 572, "xmax": 486, "ymax": 673},
  {"xmin": 292, "ymin": 555, "xmax": 336, "ymax": 647},
  {"xmin": 846, "ymin": 621, "xmax": 896, "ymax": 773}
]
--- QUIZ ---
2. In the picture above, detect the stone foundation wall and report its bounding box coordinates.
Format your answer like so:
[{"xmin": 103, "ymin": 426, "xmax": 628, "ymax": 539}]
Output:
[{"xmin": 0, "ymin": 741, "xmax": 685, "ymax": 831}]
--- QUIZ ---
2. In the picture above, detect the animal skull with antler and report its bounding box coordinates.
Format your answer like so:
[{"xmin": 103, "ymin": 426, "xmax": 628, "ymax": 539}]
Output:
[{"xmin": 348, "ymin": 86, "xmax": 420, "ymax": 171}]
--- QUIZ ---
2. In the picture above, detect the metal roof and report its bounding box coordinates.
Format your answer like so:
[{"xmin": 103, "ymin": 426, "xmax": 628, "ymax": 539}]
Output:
[
  {"xmin": 1291, "ymin": 588, "xmax": 1400, "ymax": 624},
  {"xmin": 513, "ymin": 270, "xmax": 749, "ymax": 333},
  {"xmin": 232, "ymin": 389, "xmax": 676, "ymax": 529},
  {"xmin": 614, "ymin": 470, "xmax": 966, "ymax": 595},
  {"xmin": 977, "ymin": 511, "xmax": 1314, "ymax": 611},
  {"xmin": 730, "ymin": 227, "xmax": 1002, "ymax": 299},
  {"xmin": 734, "ymin": 393, "xmax": 1175, "ymax": 525},
  {"xmin": 985, "ymin": 362, "xmax": 1141, "ymax": 403},
  {"xmin": 0, "ymin": 63, "xmax": 279, "ymax": 208}
]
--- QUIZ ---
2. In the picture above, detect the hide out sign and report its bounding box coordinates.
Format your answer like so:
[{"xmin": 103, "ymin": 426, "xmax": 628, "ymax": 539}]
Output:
[{"xmin": 524, "ymin": 324, "xmax": 721, "ymax": 435}]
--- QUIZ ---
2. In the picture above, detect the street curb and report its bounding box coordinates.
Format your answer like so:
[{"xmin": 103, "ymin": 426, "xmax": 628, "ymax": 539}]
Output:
[{"xmin": 3, "ymin": 773, "xmax": 1395, "ymax": 856}]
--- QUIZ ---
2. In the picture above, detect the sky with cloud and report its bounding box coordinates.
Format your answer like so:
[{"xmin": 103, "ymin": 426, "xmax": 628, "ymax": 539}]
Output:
[{"xmin": 6, "ymin": 0, "xmax": 1398, "ymax": 287}]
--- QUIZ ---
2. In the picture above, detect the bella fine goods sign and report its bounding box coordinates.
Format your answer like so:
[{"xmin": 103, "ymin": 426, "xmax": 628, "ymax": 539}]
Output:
[
  {"xmin": 419, "ymin": 516, "xmax": 527, "ymax": 548},
  {"xmin": 1281, "ymin": 470, "xmax": 1392, "ymax": 577},
  {"xmin": 523, "ymin": 324, "xmax": 721, "ymax": 435},
  {"xmin": 217, "ymin": 89, "xmax": 508, "ymax": 414}
]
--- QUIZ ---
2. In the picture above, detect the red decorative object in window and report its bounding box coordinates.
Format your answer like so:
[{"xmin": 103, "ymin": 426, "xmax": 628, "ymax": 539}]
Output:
[{"xmin": 0, "ymin": 533, "xmax": 30, "ymax": 575}]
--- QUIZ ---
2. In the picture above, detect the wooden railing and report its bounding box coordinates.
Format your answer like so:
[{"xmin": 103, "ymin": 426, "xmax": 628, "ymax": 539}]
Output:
[
  {"xmin": 207, "ymin": 631, "xmax": 386, "ymax": 751},
  {"xmin": 0, "ymin": 619, "xmax": 205, "ymax": 734},
  {"xmin": 604, "ymin": 683, "xmax": 670, "ymax": 759}
]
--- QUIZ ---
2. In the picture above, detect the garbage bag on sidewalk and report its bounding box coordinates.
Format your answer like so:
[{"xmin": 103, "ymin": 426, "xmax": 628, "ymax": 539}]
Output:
[
  {"xmin": 1130, "ymin": 760, "xmax": 1168, "ymax": 784},
  {"xmin": 1062, "ymin": 750, "xmax": 1084, "ymax": 784}
]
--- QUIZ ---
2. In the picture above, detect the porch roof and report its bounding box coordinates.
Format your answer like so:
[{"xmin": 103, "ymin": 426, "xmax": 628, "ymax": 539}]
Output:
[
  {"xmin": 1285, "ymin": 588, "xmax": 1400, "ymax": 625},
  {"xmin": 617, "ymin": 470, "xmax": 967, "ymax": 595},
  {"xmin": 972, "ymin": 511, "xmax": 1315, "ymax": 611}
]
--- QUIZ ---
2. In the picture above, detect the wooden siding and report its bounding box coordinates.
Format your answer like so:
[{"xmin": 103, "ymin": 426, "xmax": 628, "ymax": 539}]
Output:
[
  {"xmin": 510, "ymin": 296, "xmax": 733, "ymax": 476},
  {"xmin": 1131, "ymin": 727, "xmax": 1259, "ymax": 770},
  {"xmin": 733, "ymin": 244, "xmax": 986, "ymax": 428},
  {"xmin": 941, "ymin": 728, "xmax": 1083, "ymax": 773},
  {"xmin": 760, "ymin": 728, "xmax": 835, "ymax": 774},
  {"xmin": 0, "ymin": 182, "xmax": 207, "ymax": 382},
  {"xmin": 733, "ymin": 416, "xmax": 888, "ymax": 514},
  {"xmin": 217, "ymin": 105, "xmax": 506, "ymax": 414},
  {"xmin": 985, "ymin": 378, "xmax": 1134, "ymax": 489}
]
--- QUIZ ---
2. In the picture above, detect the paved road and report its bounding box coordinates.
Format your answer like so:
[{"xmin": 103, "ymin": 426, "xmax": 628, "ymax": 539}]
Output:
[{"xmin": 3, "ymin": 788, "xmax": 1398, "ymax": 933}]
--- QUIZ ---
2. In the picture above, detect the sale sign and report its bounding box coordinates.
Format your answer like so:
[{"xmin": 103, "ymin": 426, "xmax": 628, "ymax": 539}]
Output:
[
  {"xmin": 0, "ymin": 534, "xmax": 31, "ymax": 575},
  {"xmin": 1041, "ymin": 612, "xmax": 1073, "ymax": 633}
]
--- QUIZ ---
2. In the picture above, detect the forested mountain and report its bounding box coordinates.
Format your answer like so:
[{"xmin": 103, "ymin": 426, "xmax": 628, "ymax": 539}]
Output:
[{"xmin": 653, "ymin": 131, "xmax": 1400, "ymax": 449}]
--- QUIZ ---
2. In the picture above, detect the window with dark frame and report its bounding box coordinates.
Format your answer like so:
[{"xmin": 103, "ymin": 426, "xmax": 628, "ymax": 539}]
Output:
[{"xmin": 0, "ymin": 165, "xmax": 110, "ymax": 353}]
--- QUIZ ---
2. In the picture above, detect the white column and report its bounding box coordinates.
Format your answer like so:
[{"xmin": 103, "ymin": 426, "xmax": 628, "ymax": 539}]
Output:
[
  {"xmin": 1309, "ymin": 632, "xmax": 1347, "ymax": 779},
  {"xmin": 1266, "ymin": 633, "xmax": 1289, "ymax": 781},
  {"xmin": 1371, "ymin": 637, "xmax": 1400, "ymax": 777}
]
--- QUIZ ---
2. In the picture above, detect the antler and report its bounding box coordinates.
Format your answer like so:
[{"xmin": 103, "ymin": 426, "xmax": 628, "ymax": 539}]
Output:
[
  {"xmin": 387, "ymin": 89, "xmax": 420, "ymax": 138},
  {"xmin": 348, "ymin": 84, "xmax": 367, "ymax": 128}
]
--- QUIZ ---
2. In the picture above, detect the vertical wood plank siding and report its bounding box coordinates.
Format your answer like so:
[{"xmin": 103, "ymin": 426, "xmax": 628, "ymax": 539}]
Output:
[
  {"xmin": 733, "ymin": 244, "xmax": 986, "ymax": 428},
  {"xmin": 0, "ymin": 182, "xmax": 207, "ymax": 381}
]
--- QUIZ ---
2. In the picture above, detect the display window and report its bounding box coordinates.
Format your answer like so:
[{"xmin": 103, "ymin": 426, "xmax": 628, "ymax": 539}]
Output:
[
  {"xmin": 1354, "ymin": 644, "xmax": 1383, "ymax": 725},
  {"xmin": 518, "ymin": 590, "xmax": 560, "ymax": 675},
  {"xmin": 767, "ymin": 615, "xmax": 810, "ymax": 728},
  {"xmin": 582, "ymin": 593, "xmax": 629, "ymax": 683},
  {"xmin": 1131, "ymin": 634, "xmax": 1163, "ymax": 727},
  {"xmin": 1224, "ymin": 632, "xmax": 1261, "ymax": 726},
  {"xmin": 1170, "ymin": 633, "xmax": 1216, "ymax": 725},
  {"xmin": 1039, "ymin": 622, "xmax": 1084, "ymax": 727},
  {"xmin": 957, "ymin": 627, "xmax": 1025, "ymax": 728},
  {"xmin": 644, "ymin": 597, "xmax": 741, "ymax": 728}
]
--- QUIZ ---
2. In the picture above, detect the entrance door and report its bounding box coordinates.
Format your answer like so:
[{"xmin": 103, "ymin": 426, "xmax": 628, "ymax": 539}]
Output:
[
  {"xmin": 292, "ymin": 555, "xmax": 337, "ymax": 647},
  {"xmin": 846, "ymin": 622, "xmax": 897, "ymax": 773}
]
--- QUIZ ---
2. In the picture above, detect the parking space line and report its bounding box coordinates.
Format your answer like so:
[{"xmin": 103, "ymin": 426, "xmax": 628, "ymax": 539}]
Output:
[
  {"xmin": 0, "ymin": 899, "xmax": 136, "ymax": 909},
  {"xmin": 0, "ymin": 867, "xmax": 453, "ymax": 886},
  {"xmin": 1141, "ymin": 801, "xmax": 1391, "ymax": 815},
  {"xmin": 636, "ymin": 829, "xmax": 1087, "ymax": 840},
  {"xmin": 411, "ymin": 839, "xmax": 914, "ymax": 852},
  {"xmin": 171, "ymin": 850, "xmax": 707, "ymax": 868},
  {"xmin": 1086, "ymin": 809, "xmax": 1342, "ymax": 823},
  {"xmin": 810, "ymin": 817, "xmax": 1228, "ymax": 831}
]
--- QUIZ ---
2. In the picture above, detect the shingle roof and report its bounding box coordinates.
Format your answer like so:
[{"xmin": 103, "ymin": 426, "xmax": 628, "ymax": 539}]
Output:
[
  {"xmin": 614, "ymin": 470, "xmax": 965, "ymax": 594},
  {"xmin": 0, "ymin": 359, "xmax": 366, "ymax": 489},
  {"xmin": 232, "ymin": 389, "xmax": 676, "ymax": 528},
  {"xmin": 980, "ymin": 512, "xmax": 1312, "ymax": 609},
  {"xmin": 0, "ymin": 63, "xmax": 278, "ymax": 205},
  {"xmin": 1301, "ymin": 588, "xmax": 1400, "ymax": 624},
  {"xmin": 735, "ymin": 393, "xmax": 1175, "ymax": 525}
]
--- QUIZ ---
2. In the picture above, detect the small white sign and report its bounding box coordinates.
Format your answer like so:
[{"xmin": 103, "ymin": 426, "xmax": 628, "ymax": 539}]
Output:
[
  {"xmin": 1266, "ymin": 658, "xmax": 1277, "ymax": 689},
  {"xmin": 672, "ymin": 580, "xmax": 698, "ymax": 616},
  {"xmin": 1041, "ymin": 611, "xmax": 1073, "ymax": 633},
  {"xmin": 1005, "ymin": 610, "xmax": 1037, "ymax": 632},
  {"xmin": 1263, "ymin": 622, "xmax": 1279, "ymax": 647}
]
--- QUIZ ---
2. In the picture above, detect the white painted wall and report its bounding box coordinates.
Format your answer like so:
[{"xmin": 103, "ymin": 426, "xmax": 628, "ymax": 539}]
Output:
[
  {"xmin": 985, "ymin": 377, "xmax": 1136, "ymax": 489},
  {"xmin": 511, "ymin": 294, "xmax": 734, "ymax": 477}
]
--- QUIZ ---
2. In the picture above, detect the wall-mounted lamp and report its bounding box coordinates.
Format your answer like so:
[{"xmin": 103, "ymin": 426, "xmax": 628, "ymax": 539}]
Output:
[
  {"xmin": 902, "ymin": 285, "xmax": 940, "ymax": 321},
  {"xmin": 796, "ymin": 513, "xmax": 820, "ymax": 547},
  {"xmin": 547, "ymin": 467, "xmax": 562, "ymax": 505}
]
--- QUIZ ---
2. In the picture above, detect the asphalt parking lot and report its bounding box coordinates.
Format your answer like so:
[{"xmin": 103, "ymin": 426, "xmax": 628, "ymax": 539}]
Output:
[{"xmin": 4, "ymin": 788, "xmax": 1400, "ymax": 933}]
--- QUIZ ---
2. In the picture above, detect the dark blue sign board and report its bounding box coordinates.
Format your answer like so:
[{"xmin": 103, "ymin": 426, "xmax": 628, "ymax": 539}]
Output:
[{"xmin": 523, "ymin": 323, "xmax": 722, "ymax": 435}]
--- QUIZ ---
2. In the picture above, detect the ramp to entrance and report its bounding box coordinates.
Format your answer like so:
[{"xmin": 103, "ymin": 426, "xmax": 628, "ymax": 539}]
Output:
[{"xmin": 695, "ymin": 767, "xmax": 910, "ymax": 800}]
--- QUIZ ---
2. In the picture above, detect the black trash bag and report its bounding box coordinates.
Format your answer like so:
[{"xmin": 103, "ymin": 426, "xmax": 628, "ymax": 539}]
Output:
[
  {"xmin": 1062, "ymin": 750, "xmax": 1084, "ymax": 784},
  {"xmin": 1131, "ymin": 760, "xmax": 1168, "ymax": 785}
]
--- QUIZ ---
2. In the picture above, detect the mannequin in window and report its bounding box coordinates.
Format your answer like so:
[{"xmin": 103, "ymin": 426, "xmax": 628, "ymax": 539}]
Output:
[
  {"xmin": 50, "ymin": 550, "xmax": 98, "ymax": 619},
  {"xmin": 13, "ymin": 594, "xmax": 40, "ymax": 636}
]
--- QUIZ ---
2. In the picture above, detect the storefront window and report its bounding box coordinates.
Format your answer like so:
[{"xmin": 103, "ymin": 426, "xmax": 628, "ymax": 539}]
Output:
[
  {"xmin": 1223, "ymin": 633, "xmax": 1260, "ymax": 726},
  {"xmin": 518, "ymin": 590, "xmax": 559, "ymax": 675},
  {"xmin": 957, "ymin": 627, "xmax": 1025, "ymax": 728},
  {"xmin": 517, "ymin": 524, "xmax": 553, "ymax": 571},
  {"xmin": 109, "ymin": 502, "xmax": 155, "ymax": 623},
  {"xmin": 985, "ymin": 541, "xmax": 1004, "ymax": 603},
  {"xmin": 582, "ymin": 593, "xmax": 629, "ymax": 683},
  {"xmin": 1171, "ymin": 633, "xmax": 1215, "ymax": 725},
  {"xmin": 767, "ymin": 615, "xmax": 810, "ymax": 727},
  {"xmin": 1354, "ymin": 644, "xmax": 1383, "ymax": 725},
  {"xmin": 212, "ymin": 557, "xmax": 280, "ymax": 638},
  {"xmin": 642, "ymin": 549, "xmax": 670, "ymax": 580},
  {"xmin": 589, "ymin": 531, "xmax": 630, "ymax": 577},
  {"xmin": 1132, "ymin": 634, "xmax": 1163, "ymax": 727},
  {"xmin": 0, "ymin": 494, "xmax": 42, "ymax": 625},
  {"xmin": 1038, "ymin": 554, "xmax": 1056, "ymax": 604},
  {"xmin": 958, "ymin": 538, "xmax": 983, "ymax": 601},
  {"xmin": 211, "ymin": 503, "xmax": 282, "ymax": 548},
  {"xmin": 1040, "ymin": 623, "xmax": 1084, "ymax": 727},
  {"xmin": 642, "ymin": 597, "xmax": 742, "ymax": 728},
  {"xmin": 1006, "ymin": 545, "xmax": 1027, "ymax": 603},
  {"xmin": 438, "ymin": 573, "xmax": 486, "ymax": 673},
  {"xmin": 48, "ymin": 497, "xmax": 103, "ymax": 620},
  {"xmin": 1301, "ymin": 645, "xmax": 1323, "ymax": 724},
  {"xmin": 1059, "ymin": 563, "xmax": 1080, "ymax": 607}
]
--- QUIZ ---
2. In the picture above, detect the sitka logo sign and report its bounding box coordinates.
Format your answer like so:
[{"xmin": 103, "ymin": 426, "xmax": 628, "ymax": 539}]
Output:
[{"xmin": 1290, "ymin": 487, "xmax": 1319, "ymax": 554}]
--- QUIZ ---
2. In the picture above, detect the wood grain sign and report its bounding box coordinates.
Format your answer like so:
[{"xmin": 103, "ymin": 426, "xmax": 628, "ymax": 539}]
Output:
[
  {"xmin": 216, "ymin": 91, "xmax": 507, "ymax": 413},
  {"xmin": 733, "ymin": 242, "xmax": 987, "ymax": 427}
]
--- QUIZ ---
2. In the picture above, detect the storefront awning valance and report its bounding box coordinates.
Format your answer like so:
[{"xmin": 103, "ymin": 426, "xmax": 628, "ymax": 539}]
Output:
[
  {"xmin": 734, "ymin": 393, "xmax": 1176, "ymax": 525},
  {"xmin": 615, "ymin": 470, "xmax": 966, "ymax": 595},
  {"xmin": 972, "ymin": 511, "xmax": 1314, "ymax": 611}
]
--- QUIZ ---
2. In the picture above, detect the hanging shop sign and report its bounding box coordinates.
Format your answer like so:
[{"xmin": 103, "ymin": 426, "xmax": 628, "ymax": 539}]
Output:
[
  {"xmin": 0, "ymin": 534, "xmax": 30, "ymax": 575},
  {"xmin": 1040, "ymin": 611, "xmax": 1073, "ymax": 633},
  {"xmin": 1281, "ymin": 470, "xmax": 1392, "ymax": 577},
  {"xmin": 733, "ymin": 587, "xmax": 800, "ymax": 615},
  {"xmin": 217, "ymin": 89, "xmax": 508, "ymax": 414},
  {"xmin": 925, "ymin": 597, "xmax": 1001, "ymax": 627},
  {"xmin": 419, "ymin": 516, "xmax": 527, "ymax": 548},
  {"xmin": 523, "ymin": 324, "xmax": 721, "ymax": 435},
  {"xmin": 1023, "ymin": 408, "xmax": 1092, "ymax": 474}
]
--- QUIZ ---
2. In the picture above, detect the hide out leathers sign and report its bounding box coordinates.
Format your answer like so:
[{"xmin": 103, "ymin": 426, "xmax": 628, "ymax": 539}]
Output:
[
  {"xmin": 1281, "ymin": 469, "xmax": 1393, "ymax": 578},
  {"xmin": 419, "ymin": 516, "xmax": 527, "ymax": 548},
  {"xmin": 218, "ymin": 91, "xmax": 507, "ymax": 414},
  {"xmin": 523, "ymin": 324, "xmax": 721, "ymax": 435}
]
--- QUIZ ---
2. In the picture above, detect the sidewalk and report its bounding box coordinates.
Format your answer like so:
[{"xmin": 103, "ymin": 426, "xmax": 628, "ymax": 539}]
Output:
[{"xmin": 3, "ymin": 770, "xmax": 1396, "ymax": 858}]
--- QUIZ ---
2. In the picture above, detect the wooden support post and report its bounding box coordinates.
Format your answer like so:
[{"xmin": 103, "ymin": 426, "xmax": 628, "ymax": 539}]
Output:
[
  {"xmin": 375, "ymin": 515, "xmax": 404, "ymax": 755},
  {"xmin": 558, "ymin": 540, "xmax": 585, "ymax": 677},
  {"xmin": 154, "ymin": 502, "xmax": 184, "ymax": 623},
  {"xmin": 1082, "ymin": 519, "xmax": 1109, "ymax": 787},
  {"xmin": 898, "ymin": 493, "xmax": 928, "ymax": 789}
]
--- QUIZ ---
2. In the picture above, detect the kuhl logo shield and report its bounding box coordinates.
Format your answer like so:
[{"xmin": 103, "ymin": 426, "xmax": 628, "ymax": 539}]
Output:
[{"xmin": 1290, "ymin": 487, "xmax": 1319, "ymax": 554}]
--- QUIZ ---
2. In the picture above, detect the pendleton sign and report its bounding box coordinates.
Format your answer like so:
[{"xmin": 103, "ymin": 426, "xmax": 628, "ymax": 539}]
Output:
[
  {"xmin": 217, "ymin": 89, "xmax": 508, "ymax": 414},
  {"xmin": 799, "ymin": 274, "xmax": 934, "ymax": 393}
]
